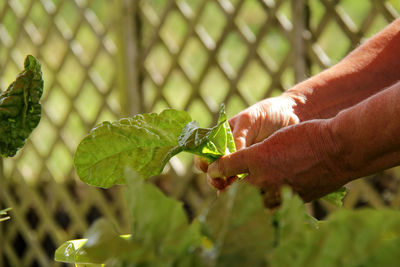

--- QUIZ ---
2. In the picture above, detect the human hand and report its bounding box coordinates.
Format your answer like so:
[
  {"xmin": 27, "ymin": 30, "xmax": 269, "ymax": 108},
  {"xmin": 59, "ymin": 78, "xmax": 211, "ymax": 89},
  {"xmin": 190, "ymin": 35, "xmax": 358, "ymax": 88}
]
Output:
[
  {"xmin": 227, "ymin": 95, "xmax": 301, "ymax": 150},
  {"xmin": 195, "ymin": 95, "xmax": 302, "ymax": 189},
  {"xmin": 207, "ymin": 119, "xmax": 348, "ymax": 207}
]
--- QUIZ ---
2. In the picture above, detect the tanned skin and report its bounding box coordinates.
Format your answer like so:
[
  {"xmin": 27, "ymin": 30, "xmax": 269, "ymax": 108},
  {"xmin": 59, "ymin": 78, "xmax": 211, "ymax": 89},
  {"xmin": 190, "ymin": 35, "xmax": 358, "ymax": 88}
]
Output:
[{"xmin": 195, "ymin": 18, "xmax": 400, "ymax": 207}]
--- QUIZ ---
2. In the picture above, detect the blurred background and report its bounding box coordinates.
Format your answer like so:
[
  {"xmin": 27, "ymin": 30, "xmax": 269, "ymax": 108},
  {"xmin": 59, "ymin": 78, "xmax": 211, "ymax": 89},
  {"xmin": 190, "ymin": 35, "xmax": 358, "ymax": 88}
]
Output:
[{"xmin": 1, "ymin": 0, "xmax": 400, "ymax": 266}]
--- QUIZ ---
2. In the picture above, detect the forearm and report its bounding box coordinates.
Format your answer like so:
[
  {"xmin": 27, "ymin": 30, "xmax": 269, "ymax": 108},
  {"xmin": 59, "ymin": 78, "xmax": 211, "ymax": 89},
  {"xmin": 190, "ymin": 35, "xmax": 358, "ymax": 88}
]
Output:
[
  {"xmin": 326, "ymin": 81, "xmax": 400, "ymax": 183},
  {"xmin": 284, "ymin": 18, "xmax": 400, "ymax": 121}
]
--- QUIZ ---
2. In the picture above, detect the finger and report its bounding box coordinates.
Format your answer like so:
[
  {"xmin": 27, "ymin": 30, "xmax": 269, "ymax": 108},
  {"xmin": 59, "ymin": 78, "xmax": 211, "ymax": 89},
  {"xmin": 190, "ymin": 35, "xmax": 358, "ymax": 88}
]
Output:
[
  {"xmin": 207, "ymin": 176, "xmax": 227, "ymax": 190},
  {"xmin": 232, "ymin": 120, "xmax": 257, "ymax": 150},
  {"xmin": 207, "ymin": 175, "xmax": 237, "ymax": 191},
  {"xmin": 208, "ymin": 149, "xmax": 250, "ymax": 178},
  {"xmin": 194, "ymin": 156, "xmax": 209, "ymax": 172}
]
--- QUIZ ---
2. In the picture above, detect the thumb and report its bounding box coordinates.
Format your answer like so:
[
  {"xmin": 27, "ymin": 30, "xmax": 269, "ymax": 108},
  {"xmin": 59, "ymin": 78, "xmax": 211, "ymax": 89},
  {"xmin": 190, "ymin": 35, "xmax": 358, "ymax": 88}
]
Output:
[{"xmin": 208, "ymin": 149, "xmax": 250, "ymax": 178}]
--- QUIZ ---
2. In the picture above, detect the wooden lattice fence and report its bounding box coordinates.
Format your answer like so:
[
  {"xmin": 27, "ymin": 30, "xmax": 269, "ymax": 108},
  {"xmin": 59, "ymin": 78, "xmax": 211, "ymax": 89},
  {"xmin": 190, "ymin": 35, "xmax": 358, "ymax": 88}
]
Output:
[{"xmin": 1, "ymin": 0, "xmax": 400, "ymax": 266}]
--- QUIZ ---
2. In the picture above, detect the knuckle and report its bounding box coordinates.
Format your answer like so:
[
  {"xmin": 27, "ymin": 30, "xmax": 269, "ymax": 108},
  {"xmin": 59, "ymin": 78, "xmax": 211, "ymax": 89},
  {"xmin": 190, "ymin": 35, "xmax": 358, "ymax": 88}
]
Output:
[{"xmin": 240, "ymin": 112, "xmax": 253, "ymax": 123}]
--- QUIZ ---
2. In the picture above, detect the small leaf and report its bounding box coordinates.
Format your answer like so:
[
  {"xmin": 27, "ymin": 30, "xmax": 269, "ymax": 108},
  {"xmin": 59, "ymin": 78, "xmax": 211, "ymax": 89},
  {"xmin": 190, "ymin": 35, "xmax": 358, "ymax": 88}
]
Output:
[
  {"xmin": 178, "ymin": 104, "xmax": 236, "ymax": 162},
  {"xmin": 54, "ymin": 238, "xmax": 89, "ymax": 264},
  {"xmin": 321, "ymin": 187, "xmax": 347, "ymax": 207},
  {"xmin": 54, "ymin": 219, "xmax": 136, "ymax": 265}
]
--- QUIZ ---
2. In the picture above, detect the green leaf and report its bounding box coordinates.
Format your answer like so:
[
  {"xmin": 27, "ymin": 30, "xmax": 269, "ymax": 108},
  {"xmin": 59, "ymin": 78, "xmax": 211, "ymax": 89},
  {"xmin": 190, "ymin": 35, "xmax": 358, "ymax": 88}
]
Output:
[
  {"xmin": 272, "ymin": 187, "xmax": 318, "ymax": 243},
  {"xmin": 178, "ymin": 104, "xmax": 236, "ymax": 163},
  {"xmin": 362, "ymin": 237, "xmax": 400, "ymax": 267},
  {"xmin": 78, "ymin": 220, "xmax": 144, "ymax": 264},
  {"xmin": 74, "ymin": 109, "xmax": 191, "ymax": 188},
  {"xmin": 54, "ymin": 238, "xmax": 91, "ymax": 264},
  {"xmin": 200, "ymin": 182, "xmax": 274, "ymax": 267},
  {"xmin": 54, "ymin": 220, "xmax": 133, "ymax": 265},
  {"xmin": 266, "ymin": 188, "xmax": 318, "ymax": 266},
  {"xmin": 270, "ymin": 208, "xmax": 400, "ymax": 267},
  {"xmin": 0, "ymin": 55, "xmax": 43, "ymax": 157},
  {"xmin": 321, "ymin": 187, "xmax": 347, "ymax": 207},
  {"xmin": 125, "ymin": 170, "xmax": 203, "ymax": 265},
  {"xmin": 55, "ymin": 171, "xmax": 204, "ymax": 266},
  {"xmin": 54, "ymin": 220, "xmax": 139, "ymax": 265},
  {"xmin": 74, "ymin": 104, "xmax": 238, "ymax": 188}
]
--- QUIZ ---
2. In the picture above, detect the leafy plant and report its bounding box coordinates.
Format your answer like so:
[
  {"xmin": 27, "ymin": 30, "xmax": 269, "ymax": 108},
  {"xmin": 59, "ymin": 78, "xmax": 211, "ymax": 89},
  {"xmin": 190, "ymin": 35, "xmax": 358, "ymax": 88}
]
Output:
[
  {"xmin": 55, "ymin": 179, "xmax": 400, "ymax": 266},
  {"xmin": 74, "ymin": 105, "xmax": 235, "ymax": 188},
  {"xmin": 0, "ymin": 55, "xmax": 44, "ymax": 157},
  {"xmin": 55, "ymin": 172, "xmax": 275, "ymax": 266},
  {"xmin": 55, "ymin": 105, "xmax": 400, "ymax": 266},
  {"xmin": 269, "ymin": 191, "xmax": 400, "ymax": 267}
]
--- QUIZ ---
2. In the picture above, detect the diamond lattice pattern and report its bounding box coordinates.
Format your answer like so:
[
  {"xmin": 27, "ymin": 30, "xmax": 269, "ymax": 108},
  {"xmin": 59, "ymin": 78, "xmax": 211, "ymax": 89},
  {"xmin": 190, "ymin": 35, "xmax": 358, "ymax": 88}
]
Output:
[
  {"xmin": 0, "ymin": 0, "xmax": 400, "ymax": 266},
  {"xmin": 0, "ymin": 0, "xmax": 127, "ymax": 266}
]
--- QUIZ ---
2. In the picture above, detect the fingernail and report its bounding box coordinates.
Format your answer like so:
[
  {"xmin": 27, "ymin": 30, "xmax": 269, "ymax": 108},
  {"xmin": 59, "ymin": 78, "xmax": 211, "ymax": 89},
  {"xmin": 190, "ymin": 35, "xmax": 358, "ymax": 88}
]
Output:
[{"xmin": 208, "ymin": 161, "xmax": 222, "ymax": 178}]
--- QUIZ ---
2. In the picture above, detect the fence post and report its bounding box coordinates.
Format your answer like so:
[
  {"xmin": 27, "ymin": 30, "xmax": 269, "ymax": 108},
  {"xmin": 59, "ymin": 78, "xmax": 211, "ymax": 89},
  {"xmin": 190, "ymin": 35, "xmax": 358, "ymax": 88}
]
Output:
[
  {"xmin": 118, "ymin": 0, "xmax": 142, "ymax": 116},
  {"xmin": 291, "ymin": 0, "xmax": 308, "ymax": 83}
]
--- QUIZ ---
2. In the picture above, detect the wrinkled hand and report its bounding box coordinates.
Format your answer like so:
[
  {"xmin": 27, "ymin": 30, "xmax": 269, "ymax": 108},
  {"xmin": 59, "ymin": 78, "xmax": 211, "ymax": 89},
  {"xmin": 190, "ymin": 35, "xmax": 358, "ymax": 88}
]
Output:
[
  {"xmin": 195, "ymin": 95, "xmax": 301, "ymax": 189},
  {"xmin": 207, "ymin": 119, "xmax": 348, "ymax": 207},
  {"xmin": 227, "ymin": 96, "xmax": 301, "ymax": 150}
]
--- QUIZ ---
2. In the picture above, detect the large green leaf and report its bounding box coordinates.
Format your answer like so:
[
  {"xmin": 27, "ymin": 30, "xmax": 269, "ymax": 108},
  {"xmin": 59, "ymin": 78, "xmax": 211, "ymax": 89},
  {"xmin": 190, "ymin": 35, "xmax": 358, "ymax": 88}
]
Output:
[
  {"xmin": 272, "ymin": 188, "xmax": 318, "ymax": 243},
  {"xmin": 74, "ymin": 105, "xmax": 236, "ymax": 188},
  {"xmin": 125, "ymin": 170, "xmax": 203, "ymax": 266},
  {"xmin": 265, "ymin": 188, "xmax": 318, "ymax": 266},
  {"xmin": 200, "ymin": 182, "xmax": 275, "ymax": 267},
  {"xmin": 74, "ymin": 109, "xmax": 191, "ymax": 188},
  {"xmin": 55, "ymin": 172, "xmax": 203, "ymax": 266},
  {"xmin": 270, "ymin": 208, "xmax": 400, "ymax": 267},
  {"xmin": 362, "ymin": 237, "xmax": 400, "ymax": 267},
  {"xmin": 0, "ymin": 55, "xmax": 43, "ymax": 157}
]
